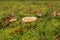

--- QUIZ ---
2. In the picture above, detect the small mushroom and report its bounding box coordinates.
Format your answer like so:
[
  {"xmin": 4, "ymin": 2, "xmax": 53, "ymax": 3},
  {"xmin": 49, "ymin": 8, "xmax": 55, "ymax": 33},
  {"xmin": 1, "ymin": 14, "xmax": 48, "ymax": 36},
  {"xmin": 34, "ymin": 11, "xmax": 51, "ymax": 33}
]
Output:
[
  {"xmin": 7, "ymin": 14, "xmax": 17, "ymax": 22},
  {"xmin": 53, "ymin": 11, "xmax": 57, "ymax": 16},
  {"xmin": 9, "ymin": 18, "xmax": 17, "ymax": 22},
  {"xmin": 57, "ymin": 13, "xmax": 60, "ymax": 16},
  {"xmin": 53, "ymin": 11, "xmax": 60, "ymax": 16},
  {"xmin": 22, "ymin": 17, "xmax": 37, "ymax": 23},
  {"xmin": 34, "ymin": 9, "xmax": 42, "ymax": 17}
]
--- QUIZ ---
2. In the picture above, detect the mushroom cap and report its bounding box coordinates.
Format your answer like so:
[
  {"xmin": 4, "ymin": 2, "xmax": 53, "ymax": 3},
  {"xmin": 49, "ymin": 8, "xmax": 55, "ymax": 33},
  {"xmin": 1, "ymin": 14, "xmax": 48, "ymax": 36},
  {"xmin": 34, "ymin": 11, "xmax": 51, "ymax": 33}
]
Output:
[
  {"xmin": 53, "ymin": 11, "xmax": 57, "ymax": 16},
  {"xmin": 22, "ymin": 17, "xmax": 37, "ymax": 23},
  {"xmin": 36, "ymin": 13, "xmax": 42, "ymax": 16},
  {"xmin": 34, "ymin": 9, "xmax": 42, "ymax": 16},
  {"xmin": 9, "ymin": 18, "xmax": 17, "ymax": 22},
  {"xmin": 54, "ymin": 11, "xmax": 60, "ymax": 16},
  {"xmin": 57, "ymin": 13, "xmax": 60, "ymax": 16}
]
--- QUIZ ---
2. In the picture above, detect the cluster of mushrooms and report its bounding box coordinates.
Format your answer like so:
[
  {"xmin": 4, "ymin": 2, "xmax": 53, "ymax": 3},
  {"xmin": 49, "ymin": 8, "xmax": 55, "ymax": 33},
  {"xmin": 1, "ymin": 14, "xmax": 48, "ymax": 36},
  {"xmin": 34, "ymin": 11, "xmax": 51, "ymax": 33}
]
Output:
[
  {"xmin": 6, "ymin": 15, "xmax": 37, "ymax": 23},
  {"xmin": 3, "ymin": 9, "xmax": 60, "ymax": 23},
  {"xmin": 7, "ymin": 11, "xmax": 60, "ymax": 23},
  {"xmin": 6, "ymin": 14, "xmax": 37, "ymax": 23},
  {"xmin": 0, "ymin": 9, "xmax": 60, "ymax": 29},
  {"xmin": 0, "ymin": 9, "xmax": 60, "ymax": 35},
  {"xmin": 6, "ymin": 13, "xmax": 17, "ymax": 22}
]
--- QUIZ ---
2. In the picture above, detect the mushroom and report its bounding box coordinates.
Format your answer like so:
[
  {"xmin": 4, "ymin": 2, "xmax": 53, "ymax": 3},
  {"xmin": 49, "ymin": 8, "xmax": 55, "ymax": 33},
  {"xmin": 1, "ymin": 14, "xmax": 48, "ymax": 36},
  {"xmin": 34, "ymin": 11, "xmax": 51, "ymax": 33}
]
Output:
[
  {"xmin": 53, "ymin": 11, "xmax": 60, "ymax": 16},
  {"xmin": 34, "ymin": 8, "xmax": 42, "ymax": 17},
  {"xmin": 9, "ymin": 18, "xmax": 17, "ymax": 22},
  {"xmin": 22, "ymin": 17, "xmax": 37, "ymax": 23},
  {"xmin": 7, "ymin": 14, "xmax": 17, "ymax": 22},
  {"xmin": 57, "ymin": 13, "xmax": 60, "ymax": 16},
  {"xmin": 53, "ymin": 11, "xmax": 57, "ymax": 16}
]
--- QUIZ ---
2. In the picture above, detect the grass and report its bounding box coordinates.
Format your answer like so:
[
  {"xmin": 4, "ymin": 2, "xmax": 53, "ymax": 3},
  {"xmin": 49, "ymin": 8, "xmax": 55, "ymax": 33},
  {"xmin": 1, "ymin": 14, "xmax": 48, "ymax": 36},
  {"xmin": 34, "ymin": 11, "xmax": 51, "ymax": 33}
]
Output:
[{"xmin": 0, "ymin": 1, "xmax": 60, "ymax": 40}]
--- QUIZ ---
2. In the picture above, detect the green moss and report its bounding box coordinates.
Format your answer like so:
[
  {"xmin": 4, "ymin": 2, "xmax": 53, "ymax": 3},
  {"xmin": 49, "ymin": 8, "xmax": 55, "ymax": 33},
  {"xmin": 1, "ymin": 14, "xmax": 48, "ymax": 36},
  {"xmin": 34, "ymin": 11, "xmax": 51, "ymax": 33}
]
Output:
[{"xmin": 0, "ymin": 1, "xmax": 60, "ymax": 40}]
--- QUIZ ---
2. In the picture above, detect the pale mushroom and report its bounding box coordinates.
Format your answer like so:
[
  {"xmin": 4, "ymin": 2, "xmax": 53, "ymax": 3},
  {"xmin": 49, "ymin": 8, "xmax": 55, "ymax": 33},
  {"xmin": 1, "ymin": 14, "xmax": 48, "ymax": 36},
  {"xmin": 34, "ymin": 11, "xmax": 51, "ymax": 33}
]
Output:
[
  {"xmin": 9, "ymin": 18, "xmax": 17, "ymax": 22},
  {"xmin": 7, "ymin": 13, "xmax": 17, "ymax": 22},
  {"xmin": 53, "ymin": 11, "xmax": 60, "ymax": 16},
  {"xmin": 22, "ymin": 17, "xmax": 37, "ymax": 23},
  {"xmin": 53, "ymin": 11, "xmax": 57, "ymax": 16},
  {"xmin": 57, "ymin": 13, "xmax": 60, "ymax": 16},
  {"xmin": 35, "ymin": 9, "xmax": 42, "ymax": 17},
  {"xmin": 36, "ymin": 12, "xmax": 42, "ymax": 16}
]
